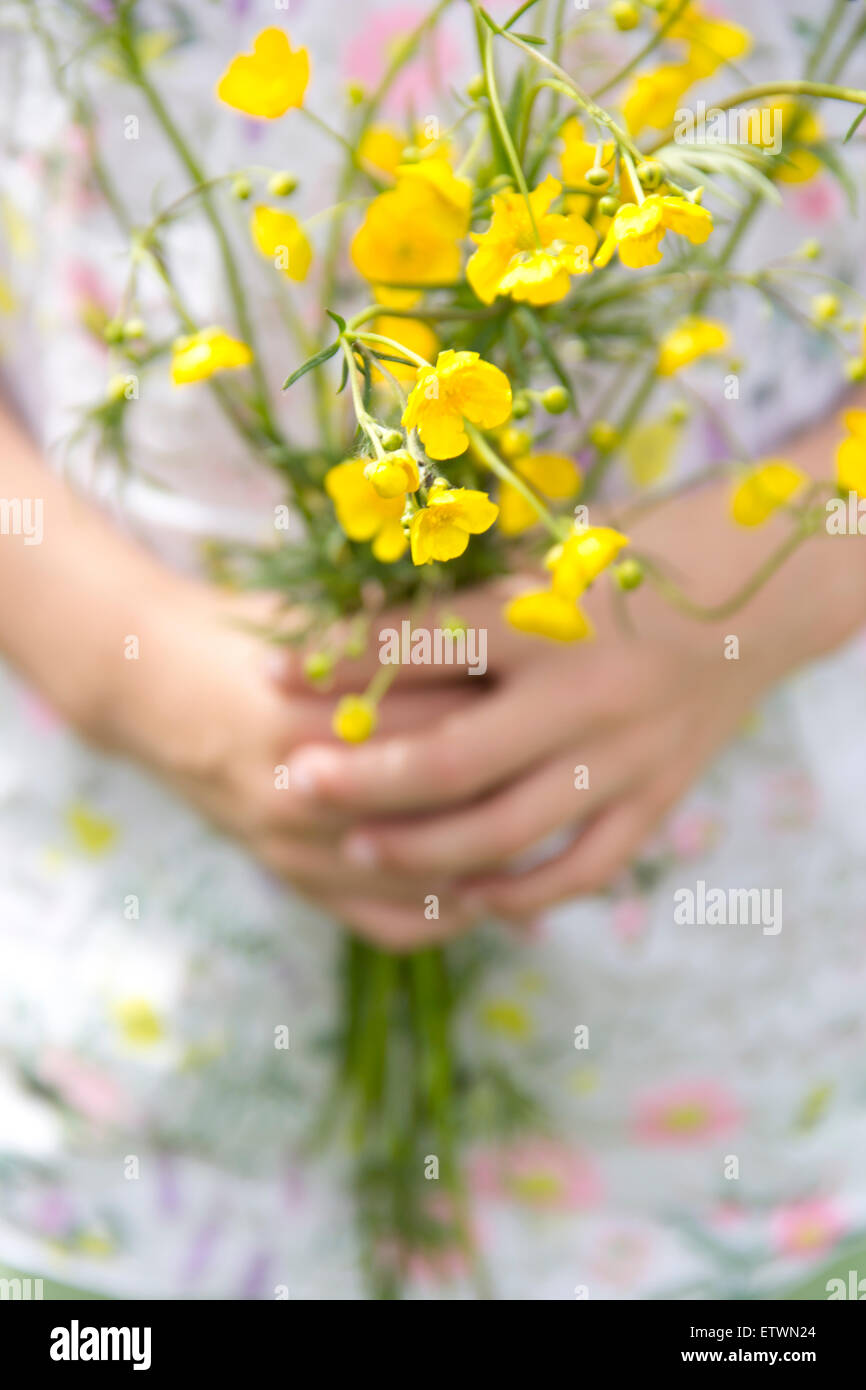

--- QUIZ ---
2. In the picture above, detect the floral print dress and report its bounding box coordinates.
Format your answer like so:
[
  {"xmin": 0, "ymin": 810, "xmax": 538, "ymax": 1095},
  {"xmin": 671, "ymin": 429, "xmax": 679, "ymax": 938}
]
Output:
[{"xmin": 1, "ymin": 0, "xmax": 866, "ymax": 1300}]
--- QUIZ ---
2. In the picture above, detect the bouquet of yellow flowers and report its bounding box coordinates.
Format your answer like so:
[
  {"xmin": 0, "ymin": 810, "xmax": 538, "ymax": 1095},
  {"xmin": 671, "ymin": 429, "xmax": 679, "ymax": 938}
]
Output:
[{"xmin": 39, "ymin": 0, "xmax": 866, "ymax": 1296}]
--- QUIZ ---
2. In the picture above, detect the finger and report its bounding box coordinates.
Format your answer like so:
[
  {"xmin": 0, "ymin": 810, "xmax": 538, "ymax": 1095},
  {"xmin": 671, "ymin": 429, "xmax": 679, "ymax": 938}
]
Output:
[
  {"xmin": 309, "ymin": 892, "xmax": 480, "ymax": 951},
  {"xmin": 258, "ymin": 833, "xmax": 457, "ymax": 903},
  {"xmin": 459, "ymin": 777, "xmax": 681, "ymax": 919},
  {"xmin": 270, "ymin": 577, "xmax": 535, "ymax": 694},
  {"xmin": 276, "ymin": 684, "xmax": 482, "ymax": 749},
  {"xmin": 341, "ymin": 714, "xmax": 662, "ymax": 875},
  {"xmin": 284, "ymin": 663, "xmax": 612, "ymax": 814}
]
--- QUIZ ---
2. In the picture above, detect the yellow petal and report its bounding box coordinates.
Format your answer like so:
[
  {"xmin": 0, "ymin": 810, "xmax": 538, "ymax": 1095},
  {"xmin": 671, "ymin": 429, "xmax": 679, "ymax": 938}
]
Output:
[
  {"xmin": 505, "ymin": 590, "xmax": 593, "ymax": 642},
  {"xmin": 498, "ymin": 483, "xmax": 539, "ymax": 536},
  {"xmin": 837, "ymin": 436, "xmax": 866, "ymax": 498},
  {"xmin": 249, "ymin": 206, "xmax": 312, "ymax": 280},
  {"xmin": 730, "ymin": 460, "xmax": 807, "ymax": 526},
  {"xmin": 657, "ymin": 316, "xmax": 728, "ymax": 375},
  {"xmin": 660, "ymin": 197, "xmax": 714, "ymax": 245},
  {"xmin": 170, "ymin": 326, "xmax": 253, "ymax": 385},
  {"xmin": 516, "ymin": 452, "xmax": 582, "ymax": 499},
  {"xmin": 372, "ymin": 519, "xmax": 408, "ymax": 562},
  {"xmin": 217, "ymin": 28, "xmax": 309, "ymax": 119},
  {"xmin": 549, "ymin": 526, "xmax": 629, "ymax": 595}
]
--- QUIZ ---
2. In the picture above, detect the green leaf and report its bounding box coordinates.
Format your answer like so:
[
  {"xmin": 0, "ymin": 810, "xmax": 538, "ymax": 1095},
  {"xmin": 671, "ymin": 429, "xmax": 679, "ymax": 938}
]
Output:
[
  {"xmin": 337, "ymin": 353, "xmax": 350, "ymax": 394},
  {"xmin": 512, "ymin": 31, "xmax": 546, "ymax": 45},
  {"xmin": 325, "ymin": 309, "xmax": 347, "ymax": 331},
  {"xmin": 843, "ymin": 106, "xmax": 866, "ymax": 144},
  {"xmin": 478, "ymin": 7, "xmax": 502, "ymax": 34},
  {"xmin": 282, "ymin": 340, "xmax": 339, "ymax": 390},
  {"xmin": 370, "ymin": 350, "xmax": 417, "ymax": 368}
]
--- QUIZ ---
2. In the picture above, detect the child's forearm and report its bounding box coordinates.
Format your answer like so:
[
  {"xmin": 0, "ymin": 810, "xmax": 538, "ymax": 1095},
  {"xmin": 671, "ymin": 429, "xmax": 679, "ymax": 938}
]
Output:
[{"xmin": 0, "ymin": 401, "xmax": 189, "ymax": 735}]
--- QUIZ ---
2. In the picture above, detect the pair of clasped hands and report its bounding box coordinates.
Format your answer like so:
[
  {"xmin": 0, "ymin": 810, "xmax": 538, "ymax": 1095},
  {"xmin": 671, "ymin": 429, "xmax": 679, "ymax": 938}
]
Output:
[{"xmin": 122, "ymin": 468, "xmax": 851, "ymax": 951}]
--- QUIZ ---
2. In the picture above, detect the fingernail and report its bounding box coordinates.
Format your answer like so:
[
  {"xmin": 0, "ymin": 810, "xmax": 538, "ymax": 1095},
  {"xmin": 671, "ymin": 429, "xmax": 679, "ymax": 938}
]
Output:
[
  {"xmin": 344, "ymin": 834, "xmax": 379, "ymax": 867},
  {"xmin": 288, "ymin": 753, "xmax": 327, "ymax": 796}
]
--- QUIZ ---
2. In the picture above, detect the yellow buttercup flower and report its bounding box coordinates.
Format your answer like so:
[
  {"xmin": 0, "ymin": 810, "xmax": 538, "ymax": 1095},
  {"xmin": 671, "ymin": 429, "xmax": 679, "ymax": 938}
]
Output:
[
  {"xmin": 324, "ymin": 458, "xmax": 408, "ymax": 562},
  {"xmin": 217, "ymin": 28, "xmax": 309, "ymax": 118},
  {"xmin": 351, "ymin": 158, "xmax": 471, "ymax": 301},
  {"xmin": 467, "ymin": 175, "xmax": 596, "ymax": 306},
  {"xmin": 372, "ymin": 315, "xmax": 438, "ymax": 382},
  {"xmin": 394, "ymin": 157, "xmax": 471, "ymax": 239},
  {"xmin": 623, "ymin": 62, "xmax": 700, "ymax": 135},
  {"xmin": 358, "ymin": 126, "xmax": 406, "ymax": 179},
  {"xmin": 499, "ymin": 453, "xmax": 582, "ymax": 536},
  {"xmin": 409, "ymin": 485, "xmax": 499, "ymax": 565},
  {"xmin": 170, "ymin": 326, "xmax": 253, "ymax": 385},
  {"xmin": 664, "ymin": 3, "xmax": 752, "ymax": 79},
  {"xmin": 402, "ymin": 349, "xmax": 512, "ymax": 460},
  {"xmin": 731, "ymin": 459, "xmax": 807, "ymax": 526},
  {"xmin": 657, "ymin": 316, "xmax": 729, "ymax": 375},
  {"xmin": 560, "ymin": 117, "xmax": 616, "ymax": 193},
  {"xmin": 333, "ymin": 695, "xmax": 377, "ymax": 743},
  {"xmin": 747, "ymin": 99, "xmax": 824, "ymax": 184},
  {"xmin": 249, "ymin": 205, "xmax": 312, "ymax": 281},
  {"xmin": 547, "ymin": 526, "xmax": 629, "ymax": 597},
  {"xmin": 365, "ymin": 451, "xmax": 420, "ymax": 499},
  {"xmin": 594, "ymin": 195, "xmax": 713, "ymax": 270},
  {"xmin": 505, "ymin": 590, "xmax": 593, "ymax": 642},
  {"xmin": 837, "ymin": 409, "xmax": 866, "ymax": 497}
]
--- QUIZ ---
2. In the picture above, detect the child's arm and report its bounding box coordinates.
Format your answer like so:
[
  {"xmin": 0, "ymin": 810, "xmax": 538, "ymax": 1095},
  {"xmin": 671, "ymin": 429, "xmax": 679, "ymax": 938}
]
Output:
[{"xmin": 0, "ymin": 402, "xmax": 476, "ymax": 946}]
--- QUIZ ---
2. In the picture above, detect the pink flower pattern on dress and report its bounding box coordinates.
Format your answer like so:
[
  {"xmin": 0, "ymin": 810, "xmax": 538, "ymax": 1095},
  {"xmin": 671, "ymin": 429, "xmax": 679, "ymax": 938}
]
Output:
[{"xmin": 634, "ymin": 1081, "xmax": 741, "ymax": 1145}]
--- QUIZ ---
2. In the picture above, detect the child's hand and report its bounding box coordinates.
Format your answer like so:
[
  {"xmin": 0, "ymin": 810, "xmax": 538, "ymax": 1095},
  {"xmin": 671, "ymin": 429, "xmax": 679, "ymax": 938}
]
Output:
[
  {"xmin": 278, "ymin": 468, "xmax": 866, "ymax": 926},
  {"xmin": 93, "ymin": 582, "xmax": 482, "ymax": 946}
]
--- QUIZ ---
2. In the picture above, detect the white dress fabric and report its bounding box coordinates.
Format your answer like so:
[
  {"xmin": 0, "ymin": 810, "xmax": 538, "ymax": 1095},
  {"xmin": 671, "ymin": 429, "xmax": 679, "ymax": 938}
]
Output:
[{"xmin": 0, "ymin": 0, "xmax": 865, "ymax": 1299}]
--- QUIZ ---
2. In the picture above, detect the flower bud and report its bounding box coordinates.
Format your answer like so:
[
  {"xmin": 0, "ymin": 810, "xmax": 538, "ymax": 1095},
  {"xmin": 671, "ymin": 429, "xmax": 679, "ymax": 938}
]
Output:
[
  {"xmin": 636, "ymin": 160, "xmax": 663, "ymax": 190},
  {"xmin": 346, "ymin": 81, "xmax": 366, "ymax": 105},
  {"xmin": 610, "ymin": 1, "xmax": 640, "ymax": 30},
  {"xmin": 598, "ymin": 194, "xmax": 619, "ymax": 218},
  {"xmin": 500, "ymin": 426, "xmax": 531, "ymax": 459},
  {"xmin": 364, "ymin": 452, "xmax": 420, "ymax": 498},
  {"xmin": 586, "ymin": 166, "xmax": 612, "ymax": 188},
  {"xmin": 103, "ymin": 319, "xmax": 124, "ymax": 344},
  {"xmin": 267, "ymin": 171, "xmax": 298, "ymax": 197},
  {"xmin": 589, "ymin": 420, "xmax": 618, "ymax": 451},
  {"xmin": 381, "ymin": 428, "xmax": 405, "ymax": 451},
  {"xmin": 811, "ymin": 293, "xmax": 839, "ymax": 324},
  {"xmin": 613, "ymin": 558, "xmax": 644, "ymax": 591},
  {"xmin": 230, "ymin": 175, "xmax": 253, "ymax": 201},
  {"xmin": 304, "ymin": 651, "xmax": 334, "ymax": 684},
  {"xmin": 466, "ymin": 73, "xmax": 485, "ymax": 100},
  {"xmin": 333, "ymin": 695, "xmax": 377, "ymax": 744},
  {"xmin": 845, "ymin": 358, "xmax": 866, "ymax": 383},
  {"xmin": 400, "ymin": 145, "xmax": 422, "ymax": 163},
  {"xmin": 799, "ymin": 238, "xmax": 822, "ymax": 260},
  {"xmin": 123, "ymin": 318, "xmax": 145, "ymax": 340},
  {"xmin": 510, "ymin": 392, "xmax": 532, "ymax": 419},
  {"xmin": 542, "ymin": 385, "xmax": 570, "ymax": 415}
]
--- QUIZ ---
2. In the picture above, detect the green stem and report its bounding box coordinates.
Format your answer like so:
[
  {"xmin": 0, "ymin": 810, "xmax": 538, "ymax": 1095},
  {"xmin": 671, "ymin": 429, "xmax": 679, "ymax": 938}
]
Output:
[
  {"xmin": 638, "ymin": 523, "xmax": 815, "ymax": 623},
  {"xmin": 120, "ymin": 35, "xmax": 278, "ymax": 434},
  {"xmin": 320, "ymin": 0, "xmax": 456, "ymax": 319},
  {"xmin": 591, "ymin": 0, "xmax": 692, "ymax": 100},
  {"xmin": 478, "ymin": 21, "xmax": 542, "ymax": 244},
  {"xmin": 467, "ymin": 423, "xmax": 563, "ymax": 536},
  {"xmin": 341, "ymin": 340, "xmax": 387, "ymax": 457}
]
